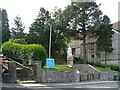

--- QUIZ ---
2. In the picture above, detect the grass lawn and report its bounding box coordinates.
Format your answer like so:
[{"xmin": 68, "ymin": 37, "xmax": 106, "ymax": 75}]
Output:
[
  {"xmin": 94, "ymin": 66, "xmax": 115, "ymax": 72},
  {"xmin": 43, "ymin": 65, "xmax": 116, "ymax": 72},
  {"xmin": 43, "ymin": 65, "xmax": 72, "ymax": 72}
]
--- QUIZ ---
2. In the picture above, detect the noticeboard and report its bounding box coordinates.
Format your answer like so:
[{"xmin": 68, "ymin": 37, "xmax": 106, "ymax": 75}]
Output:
[{"xmin": 46, "ymin": 58, "xmax": 55, "ymax": 68}]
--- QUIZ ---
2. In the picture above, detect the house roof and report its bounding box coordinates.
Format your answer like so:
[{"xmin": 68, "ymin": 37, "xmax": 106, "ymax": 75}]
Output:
[
  {"xmin": 86, "ymin": 37, "xmax": 97, "ymax": 44},
  {"xmin": 68, "ymin": 21, "xmax": 120, "ymax": 48},
  {"xmin": 112, "ymin": 21, "xmax": 120, "ymax": 30},
  {"xmin": 86, "ymin": 21, "xmax": 120, "ymax": 44},
  {"xmin": 68, "ymin": 43, "xmax": 81, "ymax": 48}
]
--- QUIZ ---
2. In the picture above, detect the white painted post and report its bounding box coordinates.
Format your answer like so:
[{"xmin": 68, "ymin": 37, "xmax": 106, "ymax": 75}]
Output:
[{"xmin": 49, "ymin": 24, "xmax": 52, "ymax": 58}]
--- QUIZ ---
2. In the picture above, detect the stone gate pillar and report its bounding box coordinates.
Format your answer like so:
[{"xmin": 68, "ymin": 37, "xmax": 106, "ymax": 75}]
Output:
[
  {"xmin": 34, "ymin": 61, "xmax": 42, "ymax": 83},
  {"xmin": 73, "ymin": 67, "xmax": 80, "ymax": 82},
  {"xmin": 0, "ymin": 63, "xmax": 2, "ymax": 89},
  {"xmin": 8, "ymin": 61, "xmax": 16, "ymax": 83}
]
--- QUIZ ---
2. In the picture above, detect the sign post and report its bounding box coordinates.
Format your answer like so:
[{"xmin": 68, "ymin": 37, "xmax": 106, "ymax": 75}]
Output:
[
  {"xmin": 46, "ymin": 58, "xmax": 54, "ymax": 68},
  {"xmin": 46, "ymin": 15, "xmax": 55, "ymax": 69}
]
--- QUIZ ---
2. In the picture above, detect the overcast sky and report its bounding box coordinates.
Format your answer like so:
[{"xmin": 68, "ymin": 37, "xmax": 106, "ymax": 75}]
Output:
[{"xmin": 0, "ymin": 0, "xmax": 119, "ymax": 32}]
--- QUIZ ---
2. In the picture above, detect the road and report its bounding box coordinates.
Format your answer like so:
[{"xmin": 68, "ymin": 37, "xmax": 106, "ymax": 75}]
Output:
[
  {"xmin": 1, "ymin": 88, "xmax": 119, "ymax": 90},
  {"xmin": 46, "ymin": 81, "xmax": 119, "ymax": 88},
  {"xmin": 1, "ymin": 81, "xmax": 119, "ymax": 90}
]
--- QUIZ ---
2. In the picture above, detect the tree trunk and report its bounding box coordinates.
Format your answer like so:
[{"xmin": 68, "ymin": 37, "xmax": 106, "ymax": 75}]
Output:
[
  {"xmin": 82, "ymin": 23, "xmax": 87, "ymax": 64},
  {"xmin": 104, "ymin": 51, "xmax": 107, "ymax": 69}
]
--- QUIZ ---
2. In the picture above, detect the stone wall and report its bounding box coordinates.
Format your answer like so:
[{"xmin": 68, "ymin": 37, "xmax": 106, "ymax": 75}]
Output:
[
  {"xmin": 41, "ymin": 70, "xmax": 100, "ymax": 83},
  {"xmin": 100, "ymin": 71, "xmax": 118, "ymax": 81},
  {"xmin": 79, "ymin": 73, "xmax": 100, "ymax": 81},
  {"xmin": 3, "ymin": 61, "xmax": 118, "ymax": 83},
  {"xmin": 73, "ymin": 64, "xmax": 100, "ymax": 73},
  {"xmin": 42, "ymin": 70, "xmax": 75, "ymax": 83},
  {"xmin": 40, "ymin": 64, "xmax": 101, "ymax": 83},
  {"xmin": 73, "ymin": 64, "xmax": 118, "ymax": 81}
]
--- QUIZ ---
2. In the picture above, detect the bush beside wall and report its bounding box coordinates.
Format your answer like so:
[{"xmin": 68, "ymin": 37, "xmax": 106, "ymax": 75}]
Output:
[
  {"xmin": 89, "ymin": 61, "xmax": 119, "ymax": 71},
  {"xmin": 2, "ymin": 42, "xmax": 47, "ymax": 66}
]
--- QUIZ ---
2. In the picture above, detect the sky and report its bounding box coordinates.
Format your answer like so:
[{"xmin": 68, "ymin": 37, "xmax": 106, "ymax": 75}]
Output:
[{"xmin": 0, "ymin": 0, "xmax": 119, "ymax": 33}]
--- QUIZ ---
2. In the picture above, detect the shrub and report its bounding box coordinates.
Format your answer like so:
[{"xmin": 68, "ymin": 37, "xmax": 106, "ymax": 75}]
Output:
[
  {"xmin": 14, "ymin": 39, "xmax": 28, "ymax": 44},
  {"xmin": 89, "ymin": 61, "xmax": 105, "ymax": 68},
  {"xmin": 89, "ymin": 61, "xmax": 119, "ymax": 71},
  {"xmin": 9, "ymin": 39, "xmax": 27, "ymax": 44},
  {"xmin": 107, "ymin": 64, "xmax": 119, "ymax": 71},
  {"xmin": 2, "ymin": 42, "xmax": 47, "ymax": 66},
  {"xmin": 74, "ymin": 57, "xmax": 84, "ymax": 64},
  {"xmin": 114, "ymin": 75, "xmax": 120, "ymax": 81}
]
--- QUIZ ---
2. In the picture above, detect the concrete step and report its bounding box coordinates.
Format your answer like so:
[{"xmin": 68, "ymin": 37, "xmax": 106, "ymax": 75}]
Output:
[{"xmin": 18, "ymin": 81, "xmax": 37, "ymax": 84}]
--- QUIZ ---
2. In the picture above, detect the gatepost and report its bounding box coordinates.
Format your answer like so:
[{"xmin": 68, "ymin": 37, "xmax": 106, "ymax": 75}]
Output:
[
  {"xmin": 0, "ymin": 63, "xmax": 2, "ymax": 89},
  {"xmin": 8, "ymin": 61, "xmax": 16, "ymax": 83},
  {"xmin": 0, "ymin": 7, "xmax": 2, "ymax": 90},
  {"xmin": 34, "ymin": 61, "xmax": 42, "ymax": 83},
  {"xmin": 73, "ymin": 67, "xmax": 80, "ymax": 82}
]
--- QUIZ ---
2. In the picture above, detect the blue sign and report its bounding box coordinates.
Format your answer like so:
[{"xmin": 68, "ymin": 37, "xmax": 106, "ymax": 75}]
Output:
[{"xmin": 46, "ymin": 58, "xmax": 55, "ymax": 68}]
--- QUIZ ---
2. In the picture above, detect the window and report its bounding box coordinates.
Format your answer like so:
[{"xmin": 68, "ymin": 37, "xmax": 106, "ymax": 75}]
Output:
[{"xmin": 91, "ymin": 55, "xmax": 94, "ymax": 58}]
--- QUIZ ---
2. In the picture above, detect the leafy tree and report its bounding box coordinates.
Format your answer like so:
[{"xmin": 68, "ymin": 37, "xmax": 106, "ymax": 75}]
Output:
[
  {"xmin": 11, "ymin": 15, "xmax": 25, "ymax": 39},
  {"xmin": 50, "ymin": 8, "xmax": 70, "ymax": 59},
  {"xmin": 27, "ymin": 8, "xmax": 50, "ymax": 52},
  {"xmin": 63, "ymin": 2, "xmax": 102, "ymax": 63},
  {"xmin": 27, "ymin": 7, "xmax": 70, "ymax": 59},
  {"xmin": 1, "ymin": 9, "xmax": 10, "ymax": 43},
  {"xmin": 96, "ymin": 15, "xmax": 114, "ymax": 68},
  {"xmin": 0, "ymin": 9, "xmax": 1, "ymax": 49}
]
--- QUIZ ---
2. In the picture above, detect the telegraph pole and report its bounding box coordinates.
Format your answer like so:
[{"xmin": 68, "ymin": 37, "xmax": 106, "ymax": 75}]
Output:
[{"xmin": 49, "ymin": 24, "xmax": 52, "ymax": 58}]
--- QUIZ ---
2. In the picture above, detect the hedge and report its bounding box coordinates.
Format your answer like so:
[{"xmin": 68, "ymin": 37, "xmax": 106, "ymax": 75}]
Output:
[
  {"xmin": 2, "ymin": 42, "xmax": 48, "ymax": 66},
  {"xmin": 89, "ymin": 61, "xmax": 119, "ymax": 71},
  {"xmin": 9, "ymin": 39, "xmax": 27, "ymax": 44}
]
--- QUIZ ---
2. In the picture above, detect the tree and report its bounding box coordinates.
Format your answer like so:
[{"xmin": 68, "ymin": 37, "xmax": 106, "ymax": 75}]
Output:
[
  {"xmin": 96, "ymin": 15, "xmax": 114, "ymax": 68},
  {"xmin": 50, "ymin": 7, "xmax": 70, "ymax": 59},
  {"xmin": 27, "ymin": 7, "xmax": 70, "ymax": 59},
  {"xmin": 27, "ymin": 8, "xmax": 50, "ymax": 52},
  {"xmin": 63, "ymin": 2, "xmax": 102, "ymax": 63},
  {"xmin": 1, "ymin": 9, "xmax": 10, "ymax": 43},
  {"xmin": 11, "ymin": 15, "xmax": 25, "ymax": 39}
]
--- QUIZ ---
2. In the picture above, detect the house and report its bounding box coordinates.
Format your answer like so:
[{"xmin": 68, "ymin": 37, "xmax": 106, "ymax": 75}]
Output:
[
  {"xmin": 68, "ymin": 22, "xmax": 120, "ymax": 65},
  {"xmin": 67, "ymin": 40, "xmax": 82, "ymax": 58}
]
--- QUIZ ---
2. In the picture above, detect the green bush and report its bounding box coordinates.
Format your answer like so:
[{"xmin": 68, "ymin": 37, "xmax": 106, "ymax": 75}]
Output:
[
  {"xmin": 89, "ymin": 61, "xmax": 105, "ymax": 68},
  {"xmin": 89, "ymin": 61, "xmax": 119, "ymax": 71},
  {"xmin": 107, "ymin": 64, "xmax": 119, "ymax": 71},
  {"xmin": 14, "ymin": 39, "xmax": 28, "ymax": 44},
  {"xmin": 74, "ymin": 57, "xmax": 83, "ymax": 64},
  {"xmin": 2, "ymin": 42, "xmax": 47, "ymax": 66},
  {"xmin": 114, "ymin": 75, "xmax": 120, "ymax": 81},
  {"xmin": 9, "ymin": 39, "xmax": 27, "ymax": 44}
]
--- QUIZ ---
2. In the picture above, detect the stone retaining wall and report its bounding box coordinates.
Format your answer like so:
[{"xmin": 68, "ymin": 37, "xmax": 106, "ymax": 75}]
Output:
[
  {"xmin": 42, "ymin": 70, "xmax": 75, "ymax": 83},
  {"xmin": 34, "ymin": 63, "xmax": 118, "ymax": 83},
  {"xmin": 100, "ymin": 71, "xmax": 118, "ymax": 81},
  {"xmin": 3, "ymin": 61, "xmax": 118, "ymax": 83},
  {"xmin": 41, "ymin": 70, "xmax": 100, "ymax": 83},
  {"xmin": 73, "ymin": 64, "xmax": 100, "ymax": 73},
  {"xmin": 80, "ymin": 73, "xmax": 100, "ymax": 81}
]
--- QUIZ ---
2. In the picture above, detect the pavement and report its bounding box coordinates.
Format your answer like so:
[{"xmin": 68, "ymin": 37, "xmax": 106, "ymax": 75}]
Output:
[{"xmin": 0, "ymin": 80, "xmax": 119, "ymax": 88}]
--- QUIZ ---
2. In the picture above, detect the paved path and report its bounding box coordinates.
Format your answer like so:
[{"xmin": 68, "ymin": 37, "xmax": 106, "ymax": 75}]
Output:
[{"xmin": 0, "ymin": 81, "xmax": 119, "ymax": 89}]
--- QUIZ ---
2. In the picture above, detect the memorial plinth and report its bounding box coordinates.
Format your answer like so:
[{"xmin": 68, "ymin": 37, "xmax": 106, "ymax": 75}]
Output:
[{"xmin": 67, "ymin": 46, "xmax": 74, "ymax": 66}]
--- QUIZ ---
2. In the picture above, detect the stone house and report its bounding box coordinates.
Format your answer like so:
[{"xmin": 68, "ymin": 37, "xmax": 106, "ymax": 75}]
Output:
[{"xmin": 68, "ymin": 22, "xmax": 120, "ymax": 65}]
